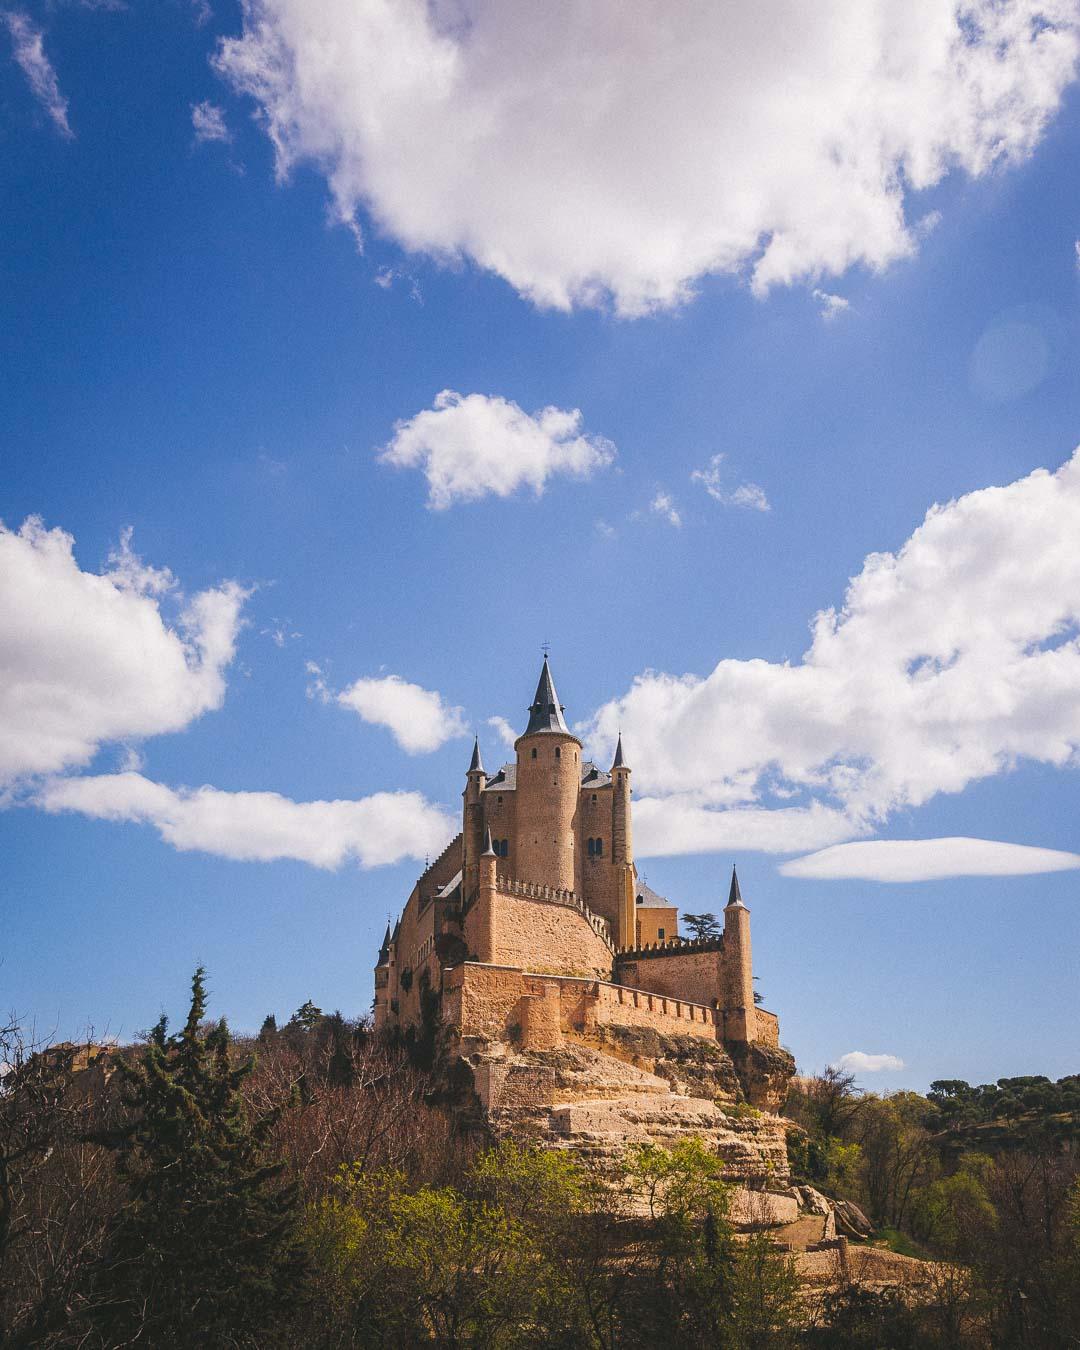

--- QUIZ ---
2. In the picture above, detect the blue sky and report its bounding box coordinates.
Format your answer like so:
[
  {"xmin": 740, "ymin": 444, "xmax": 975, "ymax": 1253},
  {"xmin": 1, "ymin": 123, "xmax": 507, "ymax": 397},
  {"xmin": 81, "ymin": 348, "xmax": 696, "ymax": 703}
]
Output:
[{"xmin": 2, "ymin": 0, "xmax": 1079, "ymax": 1090}]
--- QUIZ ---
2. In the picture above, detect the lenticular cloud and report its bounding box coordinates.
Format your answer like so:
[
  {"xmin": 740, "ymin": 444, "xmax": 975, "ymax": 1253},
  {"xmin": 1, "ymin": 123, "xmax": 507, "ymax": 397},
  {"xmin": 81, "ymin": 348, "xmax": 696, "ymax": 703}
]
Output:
[{"xmin": 215, "ymin": 0, "xmax": 1079, "ymax": 313}]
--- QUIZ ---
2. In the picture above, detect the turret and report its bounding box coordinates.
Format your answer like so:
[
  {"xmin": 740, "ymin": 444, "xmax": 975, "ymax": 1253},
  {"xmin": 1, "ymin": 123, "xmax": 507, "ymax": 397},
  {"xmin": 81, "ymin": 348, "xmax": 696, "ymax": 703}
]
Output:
[
  {"xmin": 513, "ymin": 656, "xmax": 581, "ymax": 892},
  {"xmin": 722, "ymin": 866, "xmax": 757, "ymax": 1042},
  {"xmin": 467, "ymin": 828, "xmax": 499, "ymax": 963},
  {"xmin": 374, "ymin": 920, "xmax": 393, "ymax": 1031},
  {"xmin": 610, "ymin": 734, "xmax": 636, "ymax": 949},
  {"xmin": 462, "ymin": 735, "xmax": 487, "ymax": 898}
]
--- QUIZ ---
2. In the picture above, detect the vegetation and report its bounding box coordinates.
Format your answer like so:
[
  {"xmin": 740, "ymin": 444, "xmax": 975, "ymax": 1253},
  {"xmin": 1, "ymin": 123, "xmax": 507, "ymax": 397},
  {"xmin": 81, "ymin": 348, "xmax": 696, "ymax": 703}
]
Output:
[{"xmin": 2, "ymin": 975, "xmax": 1078, "ymax": 1346}]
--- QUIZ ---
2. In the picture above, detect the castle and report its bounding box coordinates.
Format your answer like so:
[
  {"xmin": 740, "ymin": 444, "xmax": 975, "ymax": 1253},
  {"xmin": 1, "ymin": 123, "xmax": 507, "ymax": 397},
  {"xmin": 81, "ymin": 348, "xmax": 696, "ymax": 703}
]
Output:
[{"xmin": 373, "ymin": 659, "xmax": 793, "ymax": 1169}]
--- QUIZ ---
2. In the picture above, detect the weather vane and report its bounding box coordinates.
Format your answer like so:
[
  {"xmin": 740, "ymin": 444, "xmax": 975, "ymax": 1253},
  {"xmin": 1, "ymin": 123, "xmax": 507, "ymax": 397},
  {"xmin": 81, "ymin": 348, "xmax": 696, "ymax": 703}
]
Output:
[{"xmin": 541, "ymin": 640, "xmax": 551, "ymax": 656}]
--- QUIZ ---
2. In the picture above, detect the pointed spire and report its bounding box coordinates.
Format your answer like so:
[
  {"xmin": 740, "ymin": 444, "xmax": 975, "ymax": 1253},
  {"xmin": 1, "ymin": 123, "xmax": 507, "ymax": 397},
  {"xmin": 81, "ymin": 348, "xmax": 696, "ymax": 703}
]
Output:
[
  {"xmin": 523, "ymin": 654, "xmax": 572, "ymax": 736},
  {"xmin": 468, "ymin": 735, "xmax": 485, "ymax": 774},
  {"xmin": 611, "ymin": 732, "xmax": 627, "ymax": 771},
  {"xmin": 377, "ymin": 922, "xmax": 392, "ymax": 964},
  {"xmin": 726, "ymin": 865, "xmax": 745, "ymax": 909},
  {"xmin": 481, "ymin": 827, "xmax": 496, "ymax": 857}
]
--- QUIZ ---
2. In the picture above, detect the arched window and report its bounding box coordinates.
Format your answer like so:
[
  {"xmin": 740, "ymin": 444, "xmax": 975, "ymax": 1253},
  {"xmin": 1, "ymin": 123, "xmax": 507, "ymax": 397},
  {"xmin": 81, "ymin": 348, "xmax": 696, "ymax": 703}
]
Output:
[
  {"xmin": 499, "ymin": 838, "xmax": 509, "ymax": 858},
  {"xmin": 555, "ymin": 746, "xmax": 561, "ymax": 759},
  {"xmin": 586, "ymin": 838, "xmax": 595, "ymax": 857},
  {"xmin": 531, "ymin": 748, "xmax": 537, "ymax": 759},
  {"xmin": 591, "ymin": 794, "xmax": 597, "ymax": 803},
  {"xmin": 595, "ymin": 837, "xmax": 603, "ymax": 857}
]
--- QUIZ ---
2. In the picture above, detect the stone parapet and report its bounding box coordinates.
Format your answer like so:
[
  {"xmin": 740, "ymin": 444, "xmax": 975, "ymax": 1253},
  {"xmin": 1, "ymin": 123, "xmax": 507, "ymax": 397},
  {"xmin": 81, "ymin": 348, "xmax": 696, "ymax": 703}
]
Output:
[{"xmin": 495, "ymin": 875, "xmax": 615, "ymax": 952}]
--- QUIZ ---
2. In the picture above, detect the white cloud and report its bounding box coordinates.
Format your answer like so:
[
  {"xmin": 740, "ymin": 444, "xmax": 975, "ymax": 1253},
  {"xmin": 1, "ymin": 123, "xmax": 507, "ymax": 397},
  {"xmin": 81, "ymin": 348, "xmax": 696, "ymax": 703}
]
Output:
[
  {"xmin": 833, "ymin": 1051, "xmax": 905, "ymax": 1074},
  {"xmin": 0, "ymin": 518, "xmax": 246, "ymax": 788},
  {"xmin": 379, "ymin": 390, "xmax": 615, "ymax": 509},
  {"xmin": 650, "ymin": 492, "xmax": 681, "ymax": 528},
  {"xmin": 782, "ymin": 837, "xmax": 1080, "ymax": 882},
  {"xmin": 691, "ymin": 454, "xmax": 770, "ymax": 512},
  {"xmin": 812, "ymin": 288, "xmax": 850, "ymax": 321},
  {"xmin": 214, "ymin": 1, "xmax": 1079, "ymax": 315},
  {"xmin": 3, "ymin": 11, "xmax": 73, "ymax": 138},
  {"xmin": 585, "ymin": 449, "xmax": 1080, "ymax": 857},
  {"xmin": 486, "ymin": 715, "xmax": 517, "ymax": 750},
  {"xmin": 334, "ymin": 673, "xmax": 468, "ymax": 754},
  {"xmin": 37, "ymin": 772, "xmax": 453, "ymax": 869},
  {"xmin": 192, "ymin": 99, "xmax": 231, "ymax": 144}
]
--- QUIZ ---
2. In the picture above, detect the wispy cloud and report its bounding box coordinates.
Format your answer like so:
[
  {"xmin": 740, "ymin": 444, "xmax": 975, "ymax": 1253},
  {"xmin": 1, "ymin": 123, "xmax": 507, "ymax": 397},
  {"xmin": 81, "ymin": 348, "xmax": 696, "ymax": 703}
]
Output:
[
  {"xmin": 650, "ymin": 491, "xmax": 681, "ymax": 528},
  {"xmin": 812, "ymin": 288, "xmax": 849, "ymax": 321},
  {"xmin": 3, "ymin": 11, "xmax": 73, "ymax": 138},
  {"xmin": 691, "ymin": 454, "xmax": 770, "ymax": 512},
  {"xmin": 833, "ymin": 1051, "xmax": 905, "ymax": 1074},
  {"xmin": 191, "ymin": 99, "xmax": 231, "ymax": 145},
  {"xmin": 309, "ymin": 665, "xmax": 468, "ymax": 755},
  {"xmin": 782, "ymin": 837, "xmax": 1080, "ymax": 882},
  {"xmin": 486, "ymin": 715, "xmax": 517, "ymax": 749}
]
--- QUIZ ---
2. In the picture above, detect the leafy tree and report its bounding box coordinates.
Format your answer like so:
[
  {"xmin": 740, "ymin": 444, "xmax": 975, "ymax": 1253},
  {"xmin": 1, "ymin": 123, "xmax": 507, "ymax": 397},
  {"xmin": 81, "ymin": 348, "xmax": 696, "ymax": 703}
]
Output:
[
  {"xmin": 682, "ymin": 912, "xmax": 722, "ymax": 942},
  {"xmin": 92, "ymin": 968, "xmax": 306, "ymax": 1346}
]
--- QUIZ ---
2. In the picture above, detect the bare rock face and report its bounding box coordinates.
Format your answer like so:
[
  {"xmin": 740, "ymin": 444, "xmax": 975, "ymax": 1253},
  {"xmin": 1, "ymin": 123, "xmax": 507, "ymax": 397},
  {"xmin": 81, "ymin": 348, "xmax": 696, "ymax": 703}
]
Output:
[
  {"xmin": 726, "ymin": 1040, "xmax": 797, "ymax": 1112},
  {"xmin": 457, "ymin": 1035, "xmax": 791, "ymax": 1183}
]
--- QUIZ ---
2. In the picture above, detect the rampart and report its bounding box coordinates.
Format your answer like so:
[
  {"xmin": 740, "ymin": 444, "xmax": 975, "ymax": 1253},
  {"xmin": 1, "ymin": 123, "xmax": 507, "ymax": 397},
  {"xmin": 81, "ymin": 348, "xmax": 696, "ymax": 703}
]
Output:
[
  {"xmin": 616, "ymin": 939, "xmax": 725, "ymax": 1008},
  {"xmin": 443, "ymin": 962, "xmax": 723, "ymax": 1049},
  {"xmin": 475, "ymin": 877, "xmax": 615, "ymax": 981}
]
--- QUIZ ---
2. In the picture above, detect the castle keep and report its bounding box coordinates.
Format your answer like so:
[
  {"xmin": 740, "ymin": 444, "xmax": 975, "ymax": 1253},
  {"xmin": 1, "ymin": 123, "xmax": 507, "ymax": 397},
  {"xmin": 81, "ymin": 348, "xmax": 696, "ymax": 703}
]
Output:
[{"xmin": 375, "ymin": 658, "xmax": 794, "ymax": 1175}]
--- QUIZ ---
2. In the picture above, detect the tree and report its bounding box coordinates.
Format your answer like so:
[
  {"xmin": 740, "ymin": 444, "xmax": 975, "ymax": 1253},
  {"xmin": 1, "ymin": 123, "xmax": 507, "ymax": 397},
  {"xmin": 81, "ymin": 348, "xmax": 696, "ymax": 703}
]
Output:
[
  {"xmin": 287, "ymin": 999, "xmax": 324, "ymax": 1034},
  {"xmin": 683, "ymin": 912, "xmax": 722, "ymax": 942},
  {"xmin": 92, "ymin": 968, "xmax": 306, "ymax": 1346},
  {"xmin": 258, "ymin": 1013, "xmax": 278, "ymax": 1043}
]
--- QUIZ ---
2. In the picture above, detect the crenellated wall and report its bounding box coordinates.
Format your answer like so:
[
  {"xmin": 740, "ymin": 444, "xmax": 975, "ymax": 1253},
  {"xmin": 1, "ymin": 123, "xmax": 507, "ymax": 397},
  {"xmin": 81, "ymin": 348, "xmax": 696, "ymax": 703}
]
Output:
[
  {"xmin": 478, "ymin": 880, "xmax": 615, "ymax": 980},
  {"xmin": 616, "ymin": 941, "xmax": 726, "ymax": 1008}
]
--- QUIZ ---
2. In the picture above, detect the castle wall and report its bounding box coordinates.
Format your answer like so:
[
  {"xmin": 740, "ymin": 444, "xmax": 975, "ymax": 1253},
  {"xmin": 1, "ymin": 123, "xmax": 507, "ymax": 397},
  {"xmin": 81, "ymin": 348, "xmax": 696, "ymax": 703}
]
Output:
[
  {"xmin": 443, "ymin": 963, "xmax": 723, "ymax": 1047},
  {"xmin": 616, "ymin": 943, "xmax": 725, "ymax": 1008},
  {"xmin": 752, "ymin": 1008, "xmax": 780, "ymax": 1048},
  {"xmin": 635, "ymin": 905, "xmax": 678, "ymax": 946},
  {"xmin": 480, "ymin": 788, "xmax": 517, "ymax": 883},
  {"xmin": 487, "ymin": 887, "xmax": 613, "ymax": 980}
]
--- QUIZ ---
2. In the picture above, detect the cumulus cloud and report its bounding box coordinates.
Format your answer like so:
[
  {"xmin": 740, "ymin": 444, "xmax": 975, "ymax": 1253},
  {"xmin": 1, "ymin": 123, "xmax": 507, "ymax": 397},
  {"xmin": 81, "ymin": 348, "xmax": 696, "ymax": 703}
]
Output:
[
  {"xmin": 650, "ymin": 492, "xmax": 682, "ymax": 528},
  {"xmin": 833, "ymin": 1051, "xmax": 906, "ymax": 1074},
  {"xmin": 214, "ymin": 1, "xmax": 1079, "ymax": 315},
  {"xmin": 37, "ymin": 772, "xmax": 453, "ymax": 869},
  {"xmin": 782, "ymin": 837, "xmax": 1080, "ymax": 882},
  {"xmin": 486, "ymin": 715, "xmax": 517, "ymax": 750},
  {"xmin": 330, "ymin": 672, "xmax": 468, "ymax": 754},
  {"xmin": 586, "ymin": 449, "xmax": 1080, "ymax": 857},
  {"xmin": 691, "ymin": 454, "xmax": 770, "ymax": 512},
  {"xmin": 0, "ymin": 518, "xmax": 246, "ymax": 788},
  {"xmin": 3, "ymin": 11, "xmax": 73, "ymax": 138},
  {"xmin": 379, "ymin": 390, "xmax": 615, "ymax": 509},
  {"xmin": 192, "ymin": 99, "xmax": 231, "ymax": 144}
]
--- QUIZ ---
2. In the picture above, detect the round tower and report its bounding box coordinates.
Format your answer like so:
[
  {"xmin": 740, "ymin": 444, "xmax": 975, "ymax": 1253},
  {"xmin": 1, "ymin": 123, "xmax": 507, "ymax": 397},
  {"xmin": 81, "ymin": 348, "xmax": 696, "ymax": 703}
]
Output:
[
  {"xmin": 513, "ymin": 656, "xmax": 581, "ymax": 892},
  {"xmin": 462, "ymin": 735, "xmax": 486, "ymax": 899}
]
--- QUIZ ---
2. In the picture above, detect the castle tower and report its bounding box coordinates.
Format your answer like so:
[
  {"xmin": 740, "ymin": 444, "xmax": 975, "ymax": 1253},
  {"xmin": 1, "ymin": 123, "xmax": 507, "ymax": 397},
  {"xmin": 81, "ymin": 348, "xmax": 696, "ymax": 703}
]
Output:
[
  {"xmin": 462, "ymin": 735, "xmax": 486, "ymax": 899},
  {"xmin": 610, "ymin": 734, "xmax": 636, "ymax": 950},
  {"xmin": 469, "ymin": 828, "xmax": 499, "ymax": 964},
  {"xmin": 373, "ymin": 921, "xmax": 392, "ymax": 1031},
  {"xmin": 513, "ymin": 656, "xmax": 581, "ymax": 892},
  {"xmin": 722, "ymin": 866, "xmax": 757, "ymax": 1043}
]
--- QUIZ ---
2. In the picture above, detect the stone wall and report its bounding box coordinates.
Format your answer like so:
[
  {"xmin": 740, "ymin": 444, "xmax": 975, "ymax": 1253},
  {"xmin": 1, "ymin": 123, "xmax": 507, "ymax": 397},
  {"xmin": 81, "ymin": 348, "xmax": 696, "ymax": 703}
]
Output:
[
  {"xmin": 489, "ymin": 886, "xmax": 614, "ymax": 980},
  {"xmin": 443, "ymin": 963, "xmax": 724, "ymax": 1048},
  {"xmin": 616, "ymin": 943, "xmax": 725, "ymax": 1008}
]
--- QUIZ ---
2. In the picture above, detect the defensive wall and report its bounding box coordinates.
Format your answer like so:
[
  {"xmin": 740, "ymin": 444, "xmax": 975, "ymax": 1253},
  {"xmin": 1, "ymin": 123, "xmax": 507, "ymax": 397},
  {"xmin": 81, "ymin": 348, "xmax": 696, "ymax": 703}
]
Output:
[{"xmin": 467, "ymin": 876, "xmax": 615, "ymax": 981}]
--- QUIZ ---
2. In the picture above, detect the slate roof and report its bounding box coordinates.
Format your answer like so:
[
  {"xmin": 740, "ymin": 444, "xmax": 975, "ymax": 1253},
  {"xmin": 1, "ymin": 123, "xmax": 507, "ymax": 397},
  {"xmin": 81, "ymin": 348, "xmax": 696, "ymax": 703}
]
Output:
[
  {"xmin": 635, "ymin": 881, "xmax": 673, "ymax": 909},
  {"xmin": 580, "ymin": 761, "xmax": 612, "ymax": 789},
  {"xmin": 522, "ymin": 656, "xmax": 573, "ymax": 736},
  {"xmin": 483, "ymin": 760, "xmax": 614, "ymax": 793},
  {"xmin": 436, "ymin": 870, "xmax": 463, "ymax": 900}
]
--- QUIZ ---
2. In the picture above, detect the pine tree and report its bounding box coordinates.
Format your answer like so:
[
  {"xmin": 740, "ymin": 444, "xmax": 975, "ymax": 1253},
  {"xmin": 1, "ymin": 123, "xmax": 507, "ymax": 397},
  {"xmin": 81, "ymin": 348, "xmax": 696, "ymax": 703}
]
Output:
[
  {"xmin": 683, "ymin": 911, "xmax": 722, "ymax": 941},
  {"xmin": 287, "ymin": 999, "xmax": 324, "ymax": 1034},
  {"xmin": 258, "ymin": 1012, "xmax": 278, "ymax": 1043},
  {"xmin": 93, "ymin": 968, "xmax": 306, "ymax": 1346}
]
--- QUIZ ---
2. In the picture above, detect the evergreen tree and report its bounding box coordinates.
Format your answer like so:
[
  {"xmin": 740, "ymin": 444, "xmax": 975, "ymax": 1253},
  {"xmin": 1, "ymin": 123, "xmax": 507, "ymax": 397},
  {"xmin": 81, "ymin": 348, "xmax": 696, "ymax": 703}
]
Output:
[
  {"xmin": 258, "ymin": 1013, "xmax": 278, "ymax": 1043},
  {"xmin": 683, "ymin": 912, "xmax": 722, "ymax": 941},
  {"xmin": 287, "ymin": 1000, "xmax": 324, "ymax": 1034},
  {"xmin": 92, "ymin": 968, "xmax": 306, "ymax": 1346}
]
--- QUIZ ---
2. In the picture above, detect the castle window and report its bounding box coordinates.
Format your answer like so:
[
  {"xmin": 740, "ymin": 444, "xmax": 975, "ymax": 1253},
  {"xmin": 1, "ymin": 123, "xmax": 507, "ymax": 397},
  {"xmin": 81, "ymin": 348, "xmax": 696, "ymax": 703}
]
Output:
[
  {"xmin": 657, "ymin": 927, "xmax": 666, "ymax": 941},
  {"xmin": 555, "ymin": 746, "xmax": 561, "ymax": 759},
  {"xmin": 497, "ymin": 796, "xmax": 503, "ymax": 804},
  {"xmin": 498, "ymin": 838, "xmax": 509, "ymax": 858},
  {"xmin": 531, "ymin": 748, "xmax": 537, "ymax": 759},
  {"xmin": 636, "ymin": 894, "xmax": 643, "ymax": 905},
  {"xmin": 591, "ymin": 794, "xmax": 597, "ymax": 802},
  {"xmin": 594, "ymin": 838, "xmax": 603, "ymax": 857}
]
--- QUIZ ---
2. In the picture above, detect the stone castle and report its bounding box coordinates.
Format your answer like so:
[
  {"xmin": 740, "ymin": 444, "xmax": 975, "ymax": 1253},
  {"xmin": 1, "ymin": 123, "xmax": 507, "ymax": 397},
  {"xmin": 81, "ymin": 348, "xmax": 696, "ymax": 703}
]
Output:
[{"xmin": 374, "ymin": 658, "xmax": 795, "ymax": 1177}]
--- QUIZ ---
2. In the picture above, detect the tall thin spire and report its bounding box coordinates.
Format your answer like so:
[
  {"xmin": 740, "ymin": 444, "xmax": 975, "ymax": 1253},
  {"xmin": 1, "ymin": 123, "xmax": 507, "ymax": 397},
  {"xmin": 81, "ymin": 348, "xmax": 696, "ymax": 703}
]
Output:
[
  {"xmin": 611, "ymin": 732, "xmax": 627, "ymax": 771},
  {"xmin": 482, "ymin": 827, "xmax": 496, "ymax": 856},
  {"xmin": 377, "ymin": 921, "xmax": 392, "ymax": 964},
  {"xmin": 522, "ymin": 654, "xmax": 572, "ymax": 736},
  {"xmin": 726, "ymin": 865, "xmax": 745, "ymax": 908},
  {"xmin": 468, "ymin": 735, "xmax": 484, "ymax": 774}
]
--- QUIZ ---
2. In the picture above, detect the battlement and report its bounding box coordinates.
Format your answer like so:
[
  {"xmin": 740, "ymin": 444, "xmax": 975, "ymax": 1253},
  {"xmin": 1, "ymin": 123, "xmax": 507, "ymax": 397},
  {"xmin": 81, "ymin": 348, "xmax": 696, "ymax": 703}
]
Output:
[
  {"xmin": 495, "ymin": 875, "xmax": 614, "ymax": 953},
  {"xmin": 617, "ymin": 935, "xmax": 725, "ymax": 959}
]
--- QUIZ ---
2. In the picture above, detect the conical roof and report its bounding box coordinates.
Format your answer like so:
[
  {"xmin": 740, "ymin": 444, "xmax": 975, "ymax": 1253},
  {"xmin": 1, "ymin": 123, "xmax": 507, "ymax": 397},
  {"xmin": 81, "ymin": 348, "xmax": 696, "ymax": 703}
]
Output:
[
  {"xmin": 468, "ymin": 735, "xmax": 485, "ymax": 774},
  {"xmin": 522, "ymin": 655, "xmax": 572, "ymax": 736},
  {"xmin": 482, "ymin": 827, "xmax": 496, "ymax": 856},
  {"xmin": 611, "ymin": 733, "xmax": 627, "ymax": 770},
  {"xmin": 377, "ymin": 922, "xmax": 392, "ymax": 964},
  {"xmin": 726, "ymin": 865, "xmax": 746, "ymax": 908}
]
